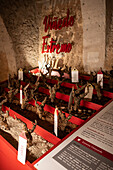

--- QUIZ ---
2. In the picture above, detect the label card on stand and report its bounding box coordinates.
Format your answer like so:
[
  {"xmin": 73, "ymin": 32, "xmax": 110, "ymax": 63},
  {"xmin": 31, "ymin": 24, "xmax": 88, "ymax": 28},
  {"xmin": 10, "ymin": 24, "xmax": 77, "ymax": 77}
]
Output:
[
  {"xmin": 54, "ymin": 108, "xmax": 58, "ymax": 137},
  {"xmin": 97, "ymin": 71, "xmax": 103, "ymax": 88},
  {"xmin": 18, "ymin": 68, "xmax": 23, "ymax": 81},
  {"xmin": 17, "ymin": 132, "xmax": 27, "ymax": 165},
  {"xmin": 20, "ymin": 85, "xmax": 22, "ymax": 105},
  {"xmin": 71, "ymin": 69, "xmax": 79, "ymax": 83},
  {"xmin": 84, "ymin": 84, "xmax": 94, "ymax": 100}
]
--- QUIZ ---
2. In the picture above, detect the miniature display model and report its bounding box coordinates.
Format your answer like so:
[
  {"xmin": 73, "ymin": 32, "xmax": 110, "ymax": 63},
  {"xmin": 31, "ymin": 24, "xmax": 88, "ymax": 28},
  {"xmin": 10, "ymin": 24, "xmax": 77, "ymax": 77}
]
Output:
[
  {"xmin": 45, "ymin": 78, "xmax": 65, "ymax": 103},
  {"xmin": 68, "ymin": 83, "xmax": 89, "ymax": 112},
  {"xmin": 73, "ymin": 85, "xmax": 89, "ymax": 112},
  {"xmin": 0, "ymin": 110, "xmax": 9, "ymax": 130},
  {"xmin": 57, "ymin": 106, "xmax": 73, "ymax": 131},
  {"xmin": 21, "ymin": 83, "xmax": 29, "ymax": 109},
  {"xmin": 34, "ymin": 96, "xmax": 47, "ymax": 120},
  {"xmin": 15, "ymin": 116, "xmax": 37, "ymax": 147},
  {"xmin": 92, "ymin": 80, "xmax": 102, "ymax": 100}
]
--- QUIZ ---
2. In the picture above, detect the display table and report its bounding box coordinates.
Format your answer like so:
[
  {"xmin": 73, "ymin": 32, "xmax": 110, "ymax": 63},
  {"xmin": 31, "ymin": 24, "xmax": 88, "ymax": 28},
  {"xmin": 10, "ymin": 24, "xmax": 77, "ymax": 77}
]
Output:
[
  {"xmin": 0, "ymin": 68, "xmax": 113, "ymax": 169},
  {"xmin": 34, "ymin": 99, "xmax": 113, "ymax": 169}
]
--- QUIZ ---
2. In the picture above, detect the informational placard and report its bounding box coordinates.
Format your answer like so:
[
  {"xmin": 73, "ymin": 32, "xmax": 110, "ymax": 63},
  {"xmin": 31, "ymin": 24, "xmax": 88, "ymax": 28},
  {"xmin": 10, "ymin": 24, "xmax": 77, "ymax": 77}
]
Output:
[
  {"xmin": 18, "ymin": 68, "xmax": 23, "ymax": 81},
  {"xmin": 97, "ymin": 71, "xmax": 103, "ymax": 88},
  {"xmin": 54, "ymin": 108, "xmax": 58, "ymax": 137},
  {"xmin": 71, "ymin": 69, "xmax": 79, "ymax": 83},
  {"xmin": 84, "ymin": 84, "xmax": 94, "ymax": 100},
  {"xmin": 34, "ymin": 100, "xmax": 113, "ymax": 170},
  {"xmin": 17, "ymin": 132, "xmax": 27, "ymax": 165}
]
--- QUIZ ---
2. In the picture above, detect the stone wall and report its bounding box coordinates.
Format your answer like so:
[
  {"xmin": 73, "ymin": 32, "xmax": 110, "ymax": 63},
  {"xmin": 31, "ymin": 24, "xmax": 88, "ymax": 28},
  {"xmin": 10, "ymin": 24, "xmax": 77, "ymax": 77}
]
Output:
[
  {"xmin": 38, "ymin": 0, "xmax": 83, "ymax": 71},
  {"xmin": 105, "ymin": 0, "xmax": 113, "ymax": 70},
  {"xmin": 0, "ymin": 16, "xmax": 16, "ymax": 82},
  {"xmin": 0, "ymin": 0, "xmax": 113, "ymax": 80},
  {"xmin": 81, "ymin": 0, "xmax": 106, "ymax": 73},
  {"xmin": 0, "ymin": 0, "xmax": 40, "ymax": 70}
]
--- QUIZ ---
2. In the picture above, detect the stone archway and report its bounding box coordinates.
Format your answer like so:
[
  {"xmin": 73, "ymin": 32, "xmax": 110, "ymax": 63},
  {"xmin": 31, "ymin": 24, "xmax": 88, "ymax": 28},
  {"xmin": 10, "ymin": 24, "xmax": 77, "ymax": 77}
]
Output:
[{"xmin": 0, "ymin": 16, "xmax": 17, "ymax": 82}]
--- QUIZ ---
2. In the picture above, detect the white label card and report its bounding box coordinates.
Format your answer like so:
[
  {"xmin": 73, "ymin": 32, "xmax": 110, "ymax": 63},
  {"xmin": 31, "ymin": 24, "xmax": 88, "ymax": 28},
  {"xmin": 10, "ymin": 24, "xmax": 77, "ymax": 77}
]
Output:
[
  {"xmin": 17, "ymin": 132, "xmax": 27, "ymax": 165},
  {"xmin": 20, "ymin": 89, "xmax": 22, "ymax": 105},
  {"xmin": 18, "ymin": 69, "xmax": 23, "ymax": 81},
  {"xmin": 97, "ymin": 73, "xmax": 103, "ymax": 88},
  {"xmin": 84, "ymin": 85, "xmax": 94, "ymax": 99},
  {"xmin": 71, "ymin": 69, "xmax": 79, "ymax": 83},
  {"xmin": 54, "ymin": 108, "xmax": 58, "ymax": 137}
]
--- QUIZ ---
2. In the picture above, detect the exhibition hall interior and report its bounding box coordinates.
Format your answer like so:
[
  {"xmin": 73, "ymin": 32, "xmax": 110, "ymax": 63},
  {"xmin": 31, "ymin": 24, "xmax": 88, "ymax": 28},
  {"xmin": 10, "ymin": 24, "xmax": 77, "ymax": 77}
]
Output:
[{"xmin": 0, "ymin": 0, "xmax": 113, "ymax": 169}]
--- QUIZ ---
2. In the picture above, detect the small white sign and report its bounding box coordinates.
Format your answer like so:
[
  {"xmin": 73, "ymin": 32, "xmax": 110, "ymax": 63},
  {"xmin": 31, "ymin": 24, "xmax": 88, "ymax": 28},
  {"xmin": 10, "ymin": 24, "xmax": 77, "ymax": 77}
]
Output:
[
  {"xmin": 20, "ymin": 86, "xmax": 23, "ymax": 105},
  {"xmin": 84, "ymin": 85, "xmax": 94, "ymax": 100},
  {"xmin": 97, "ymin": 71, "xmax": 103, "ymax": 88},
  {"xmin": 54, "ymin": 108, "xmax": 58, "ymax": 137},
  {"xmin": 71, "ymin": 69, "xmax": 79, "ymax": 83},
  {"xmin": 17, "ymin": 132, "xmax": 27, "ymax": 165},
  {"xmin": 18, "ymin": 68, "xmax": 23, "ymax": 81}
]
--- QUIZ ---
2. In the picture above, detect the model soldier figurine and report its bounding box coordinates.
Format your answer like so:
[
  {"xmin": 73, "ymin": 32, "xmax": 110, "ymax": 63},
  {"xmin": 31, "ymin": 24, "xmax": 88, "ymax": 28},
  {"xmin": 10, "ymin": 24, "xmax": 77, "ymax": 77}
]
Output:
[{"xmin": 34, "ymin": 96, "xmax": 47, "ymax": 120}]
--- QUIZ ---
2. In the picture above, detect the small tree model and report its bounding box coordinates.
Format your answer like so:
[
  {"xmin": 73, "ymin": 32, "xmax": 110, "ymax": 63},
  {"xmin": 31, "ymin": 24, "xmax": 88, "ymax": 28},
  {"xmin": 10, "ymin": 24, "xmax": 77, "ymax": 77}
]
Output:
[
  {"xmin": 68, "ymin": 84, "xmax": 89, "ymax": 112},
  {"xmin": 0, "ymin": 96, "xmax": 7, "ymax": 109},
  {"xmin": 0, "ymin": 110, "xmax": 9, "ymax": 130},
  {"xmin": 73, "ymin": 89, "xmax": 89, "ymax": 112},
  {"xmin": 56, "ymin": 106, "xmax": 76, "ymax": 131},
  {"xmin": 21, "ymin": 83, "xmax": 29, "ymax": 109},
  {"xmin": 89, "ymin": 71, "xmax": 96, "ymax": 83},
  {"xmin": 92, "ymin": 80, "xmax": 102, "ymax": 100},
  {"xmin": 15, "ymin": 116, "xmax": 37, "ymax": 147},
  {"xmin": 8, "ymin": 74, "xmax": 12, "ymax": 88},
  {"xmin": 34, "ymin": 96, "xmax": 47, "ymax": 120},
  {"xmin": 29, "ymin": 77, "xmax": 40, "ymax": 100},
  {"xmin": 8, "ymin": 86, "xmax": 18, "ymax": 103},
  {"xmin": 45, "ymin": 78, "xmax": 65, "ymax": 103}
]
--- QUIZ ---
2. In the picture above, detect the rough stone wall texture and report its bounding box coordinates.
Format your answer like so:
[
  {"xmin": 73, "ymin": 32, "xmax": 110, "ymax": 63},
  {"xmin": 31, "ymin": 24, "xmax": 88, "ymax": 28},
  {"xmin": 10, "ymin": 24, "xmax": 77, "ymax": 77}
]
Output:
[
  {"xmin": 39, "ymin": 0, "xmax": 83, "ymax": 71},
  {"xmin": 0, "ymin": 16, "xmax": 17, "ymax": 82},
  {"xmin": 105, "ymin": 0, "xmax": 113, "ymax": 70},
  {"xmin": 81, "ymin": 0, "xmax": 106, "ymax": 73},
  {"xmin": 0, "ymin": 0, "xmax": 113, "ymax": 79},
  {"xmin": 0, "ymin": 0, "xmax": 40, "ymax": 71}
]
